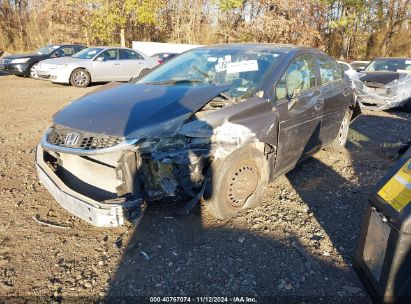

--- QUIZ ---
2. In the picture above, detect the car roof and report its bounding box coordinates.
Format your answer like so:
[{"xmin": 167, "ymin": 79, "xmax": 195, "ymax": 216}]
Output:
[
  {"xmin": 91, "ymin": 46, "xmax": 135, "ymax": 50},
  {"xmin": 373, "ymin": 57, "xmax": 411, "ymax": 61},
  {"xmin": 196, "ymin": 43, "xmax": 323, "ymax": 54},
  {"xmin": 48, "ymin": 44, "xmax": 86, "ymax": 47}
]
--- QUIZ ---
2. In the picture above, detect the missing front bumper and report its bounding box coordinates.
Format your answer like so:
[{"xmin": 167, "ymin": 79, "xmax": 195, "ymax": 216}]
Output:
[{"xmin": 36, "ymin": 145, "xmax": 125, "ymax": 227}]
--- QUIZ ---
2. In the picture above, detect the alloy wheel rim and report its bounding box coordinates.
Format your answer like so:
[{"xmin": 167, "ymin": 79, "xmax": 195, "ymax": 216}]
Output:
[
  {"xmin": 74, "ymin": 71, "xmax": 88, "ymax": 86},
  {"xmin": 30, "ymin": 64, "xmax": 37, "ymax": 77},
  {"xmin": 227, "ymin": 164, "xmax": 258, "ymax": 208}
]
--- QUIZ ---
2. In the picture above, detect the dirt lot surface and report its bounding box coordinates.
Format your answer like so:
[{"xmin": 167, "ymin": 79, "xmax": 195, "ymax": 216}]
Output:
[{"xmin": 0, "ymin": 74, "xmax": 410, "ymax": 303}]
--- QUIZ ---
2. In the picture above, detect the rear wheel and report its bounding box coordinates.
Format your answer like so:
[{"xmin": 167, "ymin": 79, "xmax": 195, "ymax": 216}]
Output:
[
  {"xmin": 70, "ymin": 69, "xmax": 91, "ymax": 87},
  {"xmin": 326, "ymin": 109, "xmax": 352, "ymax": 152},
  {"xmin": 203, "ymin": 146, "xmax": 269, "ymax": 219}
]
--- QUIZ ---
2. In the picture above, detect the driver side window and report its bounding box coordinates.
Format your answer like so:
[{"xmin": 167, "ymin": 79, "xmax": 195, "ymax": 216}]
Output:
[
  {"xmin": 96, "ymin": 49, "xmax": 118, "ymax": 61},
  {"xmin": 276, "ymin": 56, "xmax": 317, "ymax": 102}
]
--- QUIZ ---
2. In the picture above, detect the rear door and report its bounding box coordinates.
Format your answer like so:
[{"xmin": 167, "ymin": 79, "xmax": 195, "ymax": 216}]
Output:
[
  {"xmin": 274, "ymin": 54, "xmax": 324, "ymax": 174},
  {"xmin": 119, "ymin": 49, "xmax": 145, "ymax": 80},
  {"xmin": 92, "ymin": 49, "xmax": 122, "ymax": 81},
  {"xmin": 316, "ymin": 55, "xmax": 350, "ymax": 146}
]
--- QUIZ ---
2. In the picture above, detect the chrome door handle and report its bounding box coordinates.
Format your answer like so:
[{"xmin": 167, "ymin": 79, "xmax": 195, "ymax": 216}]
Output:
[{"xmin": 114, "ymin": 63, "xmax": 120, "ymax": 66}]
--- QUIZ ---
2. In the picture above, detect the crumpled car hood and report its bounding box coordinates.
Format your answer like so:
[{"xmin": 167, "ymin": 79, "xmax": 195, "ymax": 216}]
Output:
[
  {"xmin": 53, "ymin": 83, "xmax": 229, "ymax": 138},
  {"xmin": 360, "ymin": 71, "xmax": 404, "ymax": 85}
]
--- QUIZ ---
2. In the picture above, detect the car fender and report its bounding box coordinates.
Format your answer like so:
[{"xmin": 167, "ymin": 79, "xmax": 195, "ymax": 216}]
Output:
[{"xmin": 68, "ymin": 63, "xmax": 92, "ymax": 81}]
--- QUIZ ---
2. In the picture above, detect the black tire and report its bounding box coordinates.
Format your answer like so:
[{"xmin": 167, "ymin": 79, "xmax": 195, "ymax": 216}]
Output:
[
  {"xmin": 326, "ymin": 109, "xmax": 352, "ymax": 153},
  {"xmin": 203, "ymin": 146, "xmax": 269, "ymax": 219},
  {"xmin": 29, "ymin": 63, "xmax": 38, "ymax": 78},
  {"xmin": 401, "ymin": 99, "xmax": 411, "ymax": 112},
  {"xmin": 70, "ymin": 68, "xmax": 91, "ymax": 87}
]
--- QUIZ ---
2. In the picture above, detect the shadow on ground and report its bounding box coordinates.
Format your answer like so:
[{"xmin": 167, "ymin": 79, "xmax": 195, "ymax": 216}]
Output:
[{"xmin": 105, "ymin": 202, "xmax": 369, "ymax": 303}]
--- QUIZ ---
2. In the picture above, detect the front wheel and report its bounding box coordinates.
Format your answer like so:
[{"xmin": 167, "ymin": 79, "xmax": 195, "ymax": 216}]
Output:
[
  {"xmin": 402, "ymin": 99, "xmax": 411, "ymax": 112},
  {"xmin": 203, "ymin": 146, "xmax": 269, "ymax": 219},
  {"xmin": 70, "ymin": 69, "xmax": 91, "ymax": 87},
  {"xmin": 326, "ymin": 109, "xmax": 352, "ymax": 153},
  {"xmin": 29, "ymin": 63, "xmax": 38, "ymax": 78}
]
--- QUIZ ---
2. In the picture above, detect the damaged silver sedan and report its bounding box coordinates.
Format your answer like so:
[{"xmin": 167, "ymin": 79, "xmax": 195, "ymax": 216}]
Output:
[
  {"xmin": 36, "ymin": 44, "xmax": 359, "ymax": 227},
  {"xmin": 353, "ymin": 57, "xmax": 411, "ymax": 111}
]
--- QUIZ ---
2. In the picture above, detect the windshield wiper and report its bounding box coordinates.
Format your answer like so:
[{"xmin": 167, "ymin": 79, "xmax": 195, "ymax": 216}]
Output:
[{"xmin": 146, "ymin": 79, "xmax": 204, "ymax": 85}]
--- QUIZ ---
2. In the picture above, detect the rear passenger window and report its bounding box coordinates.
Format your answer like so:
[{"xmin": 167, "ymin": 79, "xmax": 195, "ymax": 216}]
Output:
[
  {"xmin": 119, "ymin": 49, "xmax": 143, "ymax": 60},
  {"xmin": 317, "ymin": 56, "xmax": 342, "ymax": 84},
  {"xmin": 276, "ymin": 56, "xmax": 317, "ymax": 101}
]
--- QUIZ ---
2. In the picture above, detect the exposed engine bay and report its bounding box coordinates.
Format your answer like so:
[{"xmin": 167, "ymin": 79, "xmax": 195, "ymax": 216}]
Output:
[{"xmin": 36, "ymin": 90, "xmax": 277, "ymax": 227}]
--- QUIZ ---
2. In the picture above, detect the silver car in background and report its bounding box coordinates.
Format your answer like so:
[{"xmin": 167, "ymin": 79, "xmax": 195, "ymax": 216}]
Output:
[{"xmin": 36, "ymin": 47, "xmax": 158, "ymax": 87}]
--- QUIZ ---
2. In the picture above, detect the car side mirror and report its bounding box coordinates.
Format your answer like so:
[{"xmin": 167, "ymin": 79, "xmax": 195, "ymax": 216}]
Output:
[
  {"xmin": 95, "ymin": 57, "xmax": 105, "ymax": 62},
  {"xmin": 53, "ymin": 52, "xmax": 61, "ymax": 58},
  {"xmin": 356, "ymin": 68, "xmax": 364, "ymax": 72}
]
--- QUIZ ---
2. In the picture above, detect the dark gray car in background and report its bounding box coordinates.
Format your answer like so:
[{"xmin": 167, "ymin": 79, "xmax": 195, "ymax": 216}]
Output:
[
  {"xmin": 0, "ymin": 44, "xmax": 86, "ymax": 78},
  {"xmin": 35, "ymin": 44, "xmax": 359, "ymax": 227}
]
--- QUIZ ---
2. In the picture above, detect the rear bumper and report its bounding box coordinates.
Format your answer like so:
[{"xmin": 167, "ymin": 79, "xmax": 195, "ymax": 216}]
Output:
[
  {"xmin": 0, "ymin": 63, "xmax": 30, "ymax": 75},
  {"xmin": 35, "ymin": 145, "xmax": 125, "ymax": 227}
]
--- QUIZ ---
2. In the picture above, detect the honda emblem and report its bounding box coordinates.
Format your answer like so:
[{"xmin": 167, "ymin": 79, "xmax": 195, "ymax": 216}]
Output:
[{"xmin": 64, "ymin": 133, "xmax": 80, "ymax": 146}]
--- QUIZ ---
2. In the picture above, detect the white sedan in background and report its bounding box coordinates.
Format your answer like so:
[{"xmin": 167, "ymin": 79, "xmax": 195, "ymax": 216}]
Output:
[{"xmin": 36, "ymin": 47, "xmax": 158, "ymax": 87}]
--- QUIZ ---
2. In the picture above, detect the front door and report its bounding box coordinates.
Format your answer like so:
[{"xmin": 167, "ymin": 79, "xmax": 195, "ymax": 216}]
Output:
[
  {"xmin": 274, "ymin": 55, "xmax": 324, "ymax": 174},
  {"xmin": 92, "ymin": 49, "xmax": 122, "ymax": 81}
]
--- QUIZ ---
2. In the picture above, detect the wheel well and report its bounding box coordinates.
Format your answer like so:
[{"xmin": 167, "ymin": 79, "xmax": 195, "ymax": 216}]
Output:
[
  {"xmin": 350, "ymin": 99, "xmax": 362, "ymax": 121},
  {"xmin": 70, "ymin": 68, "xmax": 91, "ymax": 82},
  {"xmin": 249, "ymin": 142, "xmax": 276, "ymax": 158},
  {"xmin": 27, "ymin": 62, "xmax": 39, "ymax": 75}
]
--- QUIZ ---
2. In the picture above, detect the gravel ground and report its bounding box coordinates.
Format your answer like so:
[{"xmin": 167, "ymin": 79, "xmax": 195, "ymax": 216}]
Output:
[{"xmin": 0, "ymin": 74, "xmax": 410, "ymax": 303}]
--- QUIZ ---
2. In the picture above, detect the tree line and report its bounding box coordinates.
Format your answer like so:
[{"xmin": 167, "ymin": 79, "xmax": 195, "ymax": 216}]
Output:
[{"xmin": 1, "ymin": 0, "xmax": 410, "ymax": 60}]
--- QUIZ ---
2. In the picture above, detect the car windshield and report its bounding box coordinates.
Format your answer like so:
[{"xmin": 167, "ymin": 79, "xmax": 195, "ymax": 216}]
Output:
[
  {"xmin": 72, "ymin": 48, "xmax": 104, "ymax": 59},
  {"xmin": 136, "ymin": 47, "xmax": 284, "ymax": 98},
  {"xmin": 365, "ymin": 59, "xmax": 411, "ymax": 72},
  {"xmin": 37, "ymin": 45, "xmax": 61, "ymax": 55}
]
